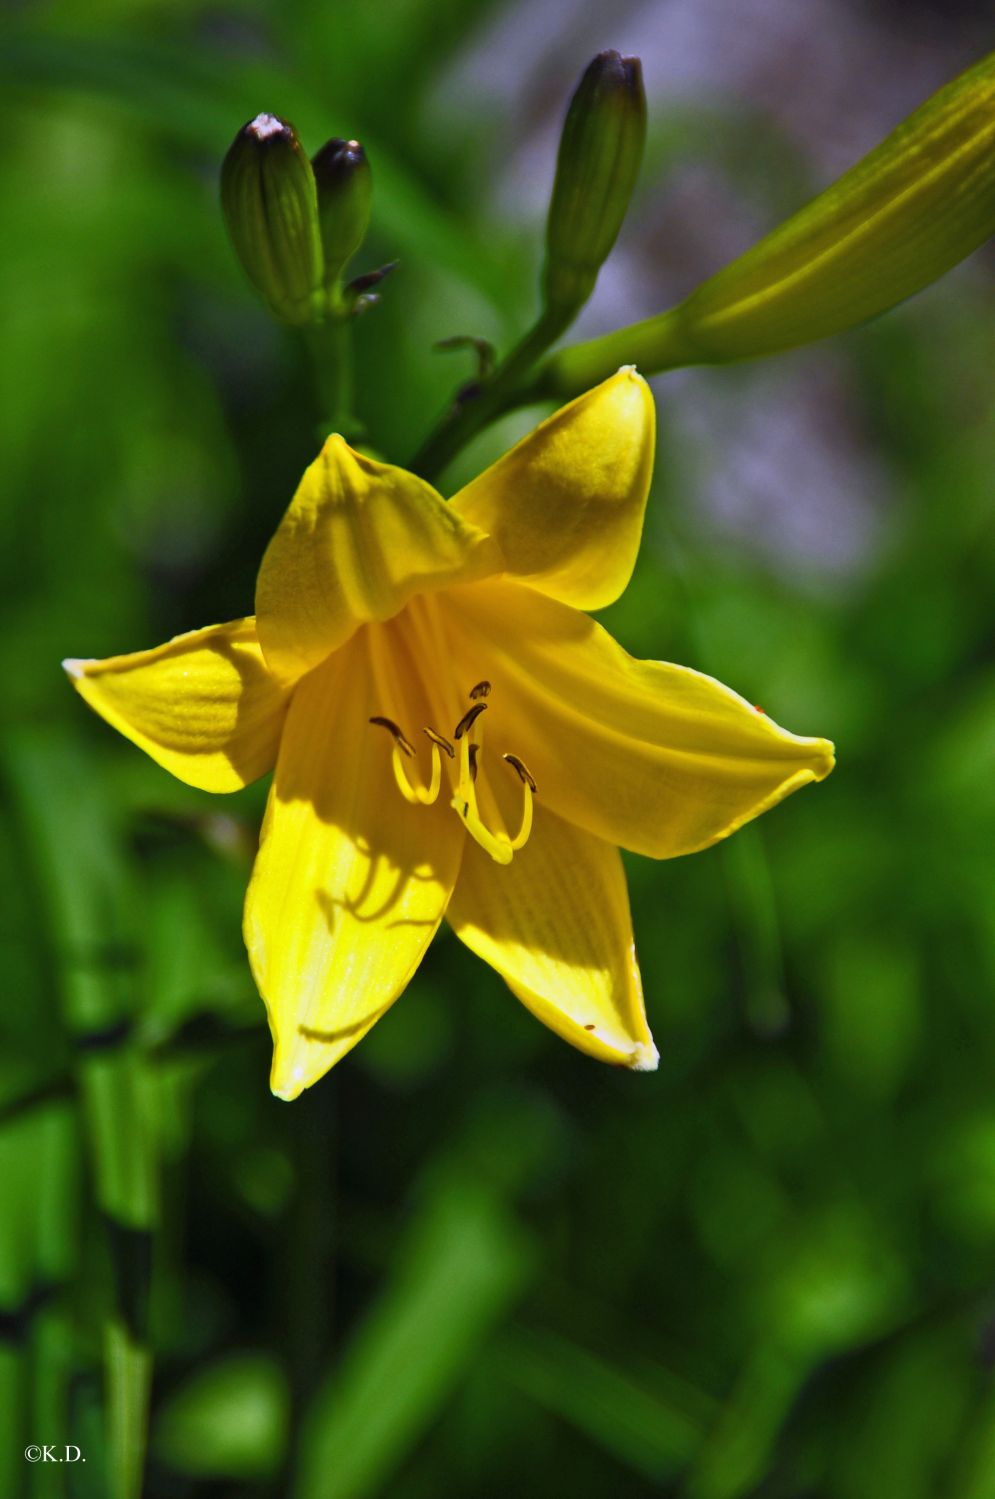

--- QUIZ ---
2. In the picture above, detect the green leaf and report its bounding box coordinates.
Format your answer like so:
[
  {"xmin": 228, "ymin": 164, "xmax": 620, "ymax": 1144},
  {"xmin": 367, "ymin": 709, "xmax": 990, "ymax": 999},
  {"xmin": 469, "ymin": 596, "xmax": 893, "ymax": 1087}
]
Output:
[
  {"xmin": 498, "ymin": 1328, "xmax": 715, "ymax": 1480},
  {"xmin": 294, "ymin": 1175, "xmax": 531, "ymax": 1499}
]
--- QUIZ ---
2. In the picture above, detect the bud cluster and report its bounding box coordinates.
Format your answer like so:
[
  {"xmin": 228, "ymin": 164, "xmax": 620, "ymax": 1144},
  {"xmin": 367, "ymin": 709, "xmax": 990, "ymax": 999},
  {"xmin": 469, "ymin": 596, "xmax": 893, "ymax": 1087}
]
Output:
[{"xmin": 221, "ymin": 114, "xmax": 376, "ymax": 326}]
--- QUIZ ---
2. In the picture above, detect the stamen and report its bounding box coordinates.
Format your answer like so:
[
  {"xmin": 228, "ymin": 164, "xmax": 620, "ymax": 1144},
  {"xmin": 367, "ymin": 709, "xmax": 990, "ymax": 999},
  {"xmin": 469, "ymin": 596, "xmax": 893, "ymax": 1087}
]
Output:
[
  {"xmin": 469, "ymin": 680, "xmax": 491, "ymax": 700},
  {"xmin": 454, "ymin": 701, "xmax": 487, "ymax": 740},
  {"xmin": 503, "ymin": 753, "xmax": 535, "ymax": 850},
  {"xmin": 370, "ymin": 715, "xmax": 441, "ymax": 806},
  {"xmin": 448, "ymin": 728, "xmax": 536, "ymax": 864},
  {"xmin": 423, "ymin": 726, "xmax": 455, "ymax": 759},
  {"xmin": 502, "ymin": 753, "xmax": 537, "ymax": 793},
  {"xmin": 449, "ymin": 720, "xmax": 510, "ymax": 864},
  {"xmin": 369, "ymin": 715, "xmax": 415, "ymax": 757}
]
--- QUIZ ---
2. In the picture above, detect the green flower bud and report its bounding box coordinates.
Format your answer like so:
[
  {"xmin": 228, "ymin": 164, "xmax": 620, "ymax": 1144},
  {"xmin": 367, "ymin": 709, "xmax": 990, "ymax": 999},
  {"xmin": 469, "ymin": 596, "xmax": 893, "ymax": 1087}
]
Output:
[
  {"xmin": 543, "ymin": 51, "xmax": 647, "ymax": 316},
  {"xmin": 670, "ymin": 48, "xmax": 995, "ymax": 363},
  {"xmin": 532, "ymin": 46, "xmax": 995, "ymax": 397},
  {"xmin": 220, "ymin": 114, "xmax": 324, "ymax": 327},
  {"xmin": 312, "ymin": 137, "xmax": 373, "ymax": 291}
]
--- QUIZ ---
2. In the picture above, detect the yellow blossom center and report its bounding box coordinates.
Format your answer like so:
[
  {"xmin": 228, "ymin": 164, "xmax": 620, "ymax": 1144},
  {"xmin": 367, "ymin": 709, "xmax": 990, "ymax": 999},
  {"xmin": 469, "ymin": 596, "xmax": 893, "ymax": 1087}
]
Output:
[{"xmin": 369, "ymin": 680, "xmax": 536, "ymax": 865}]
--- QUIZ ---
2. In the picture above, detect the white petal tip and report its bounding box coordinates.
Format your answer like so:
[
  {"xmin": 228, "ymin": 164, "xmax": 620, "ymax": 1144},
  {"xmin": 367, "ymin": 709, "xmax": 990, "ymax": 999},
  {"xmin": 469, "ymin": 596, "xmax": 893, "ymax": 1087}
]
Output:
[
  {"xmin": 61, "ymin": 657, "xmax": 90, "ymax": 680},
  {"xmin": 270, "ymin": 1079, "xmax": 304, "ymax": 1103},
  {"xmin": 630, "ymin": 1042, "xmax": 659, "ymax": 1073},
  {"xmin": 270, "ymin": 1056, "xmax": 309, "ymax": 1102}
]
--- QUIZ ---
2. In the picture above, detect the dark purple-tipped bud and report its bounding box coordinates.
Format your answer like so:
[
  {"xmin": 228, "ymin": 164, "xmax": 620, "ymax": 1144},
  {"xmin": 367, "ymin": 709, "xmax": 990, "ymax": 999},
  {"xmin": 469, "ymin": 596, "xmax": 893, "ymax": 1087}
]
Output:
[
  {"xmin": 312, "ymin": 137, "xmax": 373, "ymax": 289},
  {"xmin": 543, "ymin": 52, "xmax": 647, "ymax": 314}
]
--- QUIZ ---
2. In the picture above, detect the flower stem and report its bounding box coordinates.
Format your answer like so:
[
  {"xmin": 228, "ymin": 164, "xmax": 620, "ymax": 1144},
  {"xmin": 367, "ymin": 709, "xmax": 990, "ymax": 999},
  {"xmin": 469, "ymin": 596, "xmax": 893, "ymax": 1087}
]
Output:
[
  {"xmin": 411, "ymin": 304, "xmax": 701, "ymax": 479},
  {"xmin": 410, "ymin": 305, "xmax": 574, "ymax": 483},
  {"xmin": 512, "ymin": 307, "xmax": 697, "ymax": 408},
  {"xmin": 305, "ymin": 315, "xmax": 359, "ymax": 442}
]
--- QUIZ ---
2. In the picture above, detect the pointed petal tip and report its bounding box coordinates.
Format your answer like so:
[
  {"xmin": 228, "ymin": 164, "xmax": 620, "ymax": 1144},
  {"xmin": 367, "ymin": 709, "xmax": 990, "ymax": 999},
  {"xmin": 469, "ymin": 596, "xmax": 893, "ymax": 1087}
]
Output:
[
  {"xmin": 630, "ymin": 1040, "xmax": 659, "ymax": 1072},
  {"xmin": 268, "ymin": 1031, "xmax": 321, "ymax": 1101},
  {"xmin": 271, "ymin": 1084, "xmax": 303, "ymax": 1103},
  {"xmin": 810, "ymin": 737, "xmax": 836, "ymax": 781},
  {"xmin": 611, "ymin": 364, "xmax": 651, "ymax": 400},
  {"xmin": 269, "ymin": 1053, "xmax": 309, "ymax": 1102},
  {"xmin": 602, "ymin": 364, "xmax": 655, "ymax": 432},
  {"xmin": 316, "ymin": 430, "xmax": 357, "ymax": 469},
  {"xmin": 61, "ymin": 657, "xmax": 90, "ymax": 680},
  {"xmin": 608, "ymin": 363, "xmax": 650, "ymax": 394}
]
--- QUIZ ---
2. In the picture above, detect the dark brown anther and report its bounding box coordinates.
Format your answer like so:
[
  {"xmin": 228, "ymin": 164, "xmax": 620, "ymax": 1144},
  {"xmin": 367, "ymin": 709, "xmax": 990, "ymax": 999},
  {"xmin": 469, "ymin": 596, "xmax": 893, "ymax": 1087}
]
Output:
[
  {"xmin": 469, "ymin": 680, "xmax": 491, "ymax": 700},
  {"xmin": 423, "ymin": 726, "xmax": 455, "ymax": 758},
  {"xmin": 503, "ymin": 753, "xmax": 537, "ymax": 792},
  {"xmin": 454, "ymin": 701, "xmax": 488, "ymax": 740},
  {"xmin": 369, "ymin": 715, "xmax": 415, "ymax": 756},
  {"xmin": 468, "ymin": 743, "xmax": 480, "ymax": 782}
]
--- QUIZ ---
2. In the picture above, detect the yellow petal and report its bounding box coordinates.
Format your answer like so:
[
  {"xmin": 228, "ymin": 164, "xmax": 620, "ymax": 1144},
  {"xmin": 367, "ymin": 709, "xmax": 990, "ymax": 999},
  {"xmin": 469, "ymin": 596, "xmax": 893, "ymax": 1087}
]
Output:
[
  {"xmin": 256, "ymin": 435, "xmax": 500, "ymax": 684},
  {"xmin": 448, "ymin": 799, "xmax": 656, "ymax": 1069},
  {"xmin": 437, "ymin": 579, "xmax": 834, "ymax": 859},
  {"xmin": 450, "ymin": 368, "xmax": 655, "ymax": 610},
  {"xmin": 244, "ymin": 624, "xmax": 464, "ymax": 1100},
  {"xmin": 63, "ymin": 618, "xmax": 289, "ymax": 792}
]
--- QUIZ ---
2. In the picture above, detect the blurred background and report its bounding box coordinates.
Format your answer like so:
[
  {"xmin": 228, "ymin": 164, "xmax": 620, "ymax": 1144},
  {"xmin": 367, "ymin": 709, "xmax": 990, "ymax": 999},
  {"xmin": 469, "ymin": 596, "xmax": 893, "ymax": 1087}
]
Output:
[{"xmin": 3, "ymin": 0, "xmax": 995, "ymax": 1495}]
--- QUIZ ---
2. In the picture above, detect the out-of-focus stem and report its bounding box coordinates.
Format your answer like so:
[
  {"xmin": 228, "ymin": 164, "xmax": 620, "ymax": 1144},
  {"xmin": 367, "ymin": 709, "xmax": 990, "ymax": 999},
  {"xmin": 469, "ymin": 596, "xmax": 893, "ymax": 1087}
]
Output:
[{"xmin": 5, "ymin": 732, "xmax": 158, "ymax": 1499}]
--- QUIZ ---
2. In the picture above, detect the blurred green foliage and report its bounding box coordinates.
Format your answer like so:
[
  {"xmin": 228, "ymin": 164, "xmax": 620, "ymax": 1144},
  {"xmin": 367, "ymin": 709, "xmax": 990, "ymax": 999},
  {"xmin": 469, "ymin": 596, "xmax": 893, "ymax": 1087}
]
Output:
[{"xmin": 3, "ymin": 2, "xmax": 995, "ymax": 1497}]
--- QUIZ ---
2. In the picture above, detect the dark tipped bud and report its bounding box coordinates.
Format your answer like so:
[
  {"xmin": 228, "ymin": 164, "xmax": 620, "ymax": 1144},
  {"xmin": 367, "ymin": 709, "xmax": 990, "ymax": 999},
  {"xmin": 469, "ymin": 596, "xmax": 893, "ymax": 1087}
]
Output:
[
  {"xmin": 543, "ymin": 52, "xmax": 646, "ymax": 314},
  {"xmin": 220, "ymin": 113, "xmax": 323, "ymax": 326},
  {"xmin": 312, "ymin": 137, "xmax": 373, "ymax": 290}
]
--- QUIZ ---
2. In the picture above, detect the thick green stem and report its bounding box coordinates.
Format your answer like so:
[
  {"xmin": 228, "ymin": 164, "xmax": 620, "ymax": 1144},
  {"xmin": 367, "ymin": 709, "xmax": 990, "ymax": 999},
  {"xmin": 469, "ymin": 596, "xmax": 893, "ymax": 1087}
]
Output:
[
  {"xmin": 305, "ymin": 315, "xmax": 358, "ymax": 441},
  {"xmin": 512, "ymin": 307, "xmax": 698, "ymax": 409},
  {"xmin": 411, "ymin": 305, "xmax": 575, "ymax": 483}
]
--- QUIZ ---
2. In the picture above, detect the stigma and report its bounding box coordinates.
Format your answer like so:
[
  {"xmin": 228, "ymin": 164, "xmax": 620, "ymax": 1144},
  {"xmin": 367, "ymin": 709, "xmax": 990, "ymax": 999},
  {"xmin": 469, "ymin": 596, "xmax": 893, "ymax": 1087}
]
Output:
[{"xmin": 369, "ymin": 682, "xmax": 536, "ymax": 863}]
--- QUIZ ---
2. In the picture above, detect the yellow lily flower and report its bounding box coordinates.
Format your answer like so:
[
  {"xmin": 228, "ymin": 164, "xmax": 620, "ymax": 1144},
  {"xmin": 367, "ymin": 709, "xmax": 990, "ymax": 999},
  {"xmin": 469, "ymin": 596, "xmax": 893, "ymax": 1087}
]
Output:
[{"xmin": 64, "ymin": 370, "xmax": 833, "ymax": 1100}]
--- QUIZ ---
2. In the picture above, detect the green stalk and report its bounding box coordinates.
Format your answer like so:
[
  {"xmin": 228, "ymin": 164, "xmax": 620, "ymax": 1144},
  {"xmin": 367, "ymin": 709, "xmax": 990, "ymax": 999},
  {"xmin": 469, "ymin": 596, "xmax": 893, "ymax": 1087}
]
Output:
[
  {"xmin": 28, "ymin": 1101, "xmax": 77, "ymax": 1499},
  {"xmin": 6, "ymin": 731, "xmax": 158, "ymax": 1499},
  {"xmin": 513, "ymin": 309, "xmax": 693, "ymax": 409},
  {"xmin": 305, "ymin": 315, "xmax": 359, "ymax": 442},
  {"xmin": 410, "ymin": 305, "xmax": 573, "ymax": 483}
]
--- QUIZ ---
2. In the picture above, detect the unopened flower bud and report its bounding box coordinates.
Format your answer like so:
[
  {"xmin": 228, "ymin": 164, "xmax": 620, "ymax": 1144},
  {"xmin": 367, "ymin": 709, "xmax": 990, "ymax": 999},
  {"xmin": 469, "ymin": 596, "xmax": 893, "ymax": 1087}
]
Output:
[
  {"xmin": 312, "ymin": 138, "xmax": 373, "ymax": 290},
  {"xmin": 221, "ymin": 113, "xmax": 323, "ymax": 326},
  {"xmin": 664, "ymin": 48, "xmax": 995, "ymax": 364},
  {"xmin": 527, "ymin": 48, "xmax": 995, "ymax": 404},
  {"xmin": 543, "ymin": 51, "xmax": 647, "ymax": 315}
]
